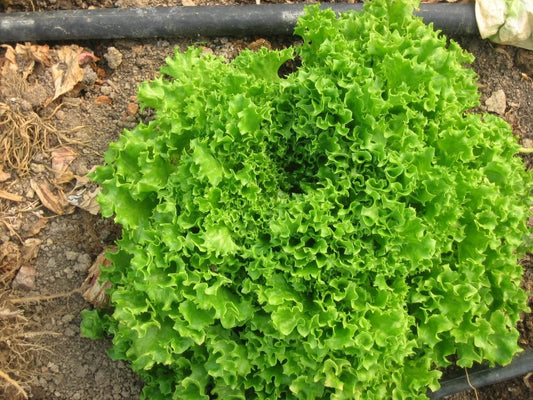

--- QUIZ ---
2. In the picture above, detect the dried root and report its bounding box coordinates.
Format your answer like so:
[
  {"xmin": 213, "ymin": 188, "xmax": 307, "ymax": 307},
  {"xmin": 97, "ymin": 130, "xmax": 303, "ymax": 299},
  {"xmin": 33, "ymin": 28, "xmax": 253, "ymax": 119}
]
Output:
[
  {"xmin": 0, "ymin": 101, "xmax": 84, "ymax": 177},
  {"xmin": 0, "ymin": 285, "xmax": 57, "ymax": 399},
  {"xmin": 0, "ymin": 368, "xmax": 28, "ymax": 400}
]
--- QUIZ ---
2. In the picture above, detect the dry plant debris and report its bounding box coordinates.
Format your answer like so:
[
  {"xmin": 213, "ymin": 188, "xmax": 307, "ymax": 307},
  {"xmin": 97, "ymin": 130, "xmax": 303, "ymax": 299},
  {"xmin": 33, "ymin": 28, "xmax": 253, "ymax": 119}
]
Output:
[
  {"xmin": 0, "ymin": 285, "xmax": 59, "ymax": 400},
  {"xmin": 30, "ymin": 178, "xmax": 74, "ymax": 215},
  {"xmin": 0, "ymin": 42, "xmax": 102, "ymax": 400},
  {"xmin": 0, "ymin": 101, "xmax": 59, "ymax": 176},
  {"xmin": 50, "ymin": 45, "xmax": 85, "ymax": 100},
  {"xmin": 0, "ymin": 43, "xmax": 99, "ymax": 220},
  {"xmin": 0, "ymin": 240, "xmax": 21, "ymax": 284},
  {"xmin": 81, "ymin": 248, "xmax": 114, "ymax": 309},
  {"xmin": 0, "ymin": 43, "xmax": 89, "ymax": 177},
  {"xmin": 1, "ymin": 43, "xmax": 51, "ymax": 80}
]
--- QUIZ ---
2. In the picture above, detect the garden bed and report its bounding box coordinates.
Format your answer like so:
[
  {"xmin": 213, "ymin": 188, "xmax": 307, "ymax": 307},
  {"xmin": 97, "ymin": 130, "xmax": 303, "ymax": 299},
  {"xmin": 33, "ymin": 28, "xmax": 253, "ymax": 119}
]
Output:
[{"xmin": 0, "ymin": 1, "xmax": 532, "ymax": 399}]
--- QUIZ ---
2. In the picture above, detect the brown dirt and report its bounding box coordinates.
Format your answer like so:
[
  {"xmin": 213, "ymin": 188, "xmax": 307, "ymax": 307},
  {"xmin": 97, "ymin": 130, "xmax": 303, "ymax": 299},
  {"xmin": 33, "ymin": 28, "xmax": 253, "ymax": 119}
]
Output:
[{"xmin": 0, "ymin": 1, "xmax": 532, "ymax": 400}]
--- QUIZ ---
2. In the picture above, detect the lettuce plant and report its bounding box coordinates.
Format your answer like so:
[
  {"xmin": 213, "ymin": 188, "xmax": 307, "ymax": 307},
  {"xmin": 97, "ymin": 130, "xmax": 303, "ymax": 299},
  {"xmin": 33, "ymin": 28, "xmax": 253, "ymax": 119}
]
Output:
[{"xmin": 82, "ymin": 0, "xmax": 532, "ymax": 398}]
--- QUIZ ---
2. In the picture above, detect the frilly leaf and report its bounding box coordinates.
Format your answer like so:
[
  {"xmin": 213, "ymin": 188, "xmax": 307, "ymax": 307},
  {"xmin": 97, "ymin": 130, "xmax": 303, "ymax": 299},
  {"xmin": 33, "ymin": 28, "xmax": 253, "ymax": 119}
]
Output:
[{"xmin": 83, "ymin": 0, "xmax": 531, "ymax": 398}]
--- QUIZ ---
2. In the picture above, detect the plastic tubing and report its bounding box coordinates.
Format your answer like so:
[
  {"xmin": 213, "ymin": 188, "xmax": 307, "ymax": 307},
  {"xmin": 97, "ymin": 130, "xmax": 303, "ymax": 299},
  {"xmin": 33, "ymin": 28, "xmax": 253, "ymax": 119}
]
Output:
[
  {"xmin": 429, "ymin": 349, "xmax": 533, "ymax": 399},
  {"xmin": 0, "ymin": 3, "xmax": 478, "ymax": 42}
]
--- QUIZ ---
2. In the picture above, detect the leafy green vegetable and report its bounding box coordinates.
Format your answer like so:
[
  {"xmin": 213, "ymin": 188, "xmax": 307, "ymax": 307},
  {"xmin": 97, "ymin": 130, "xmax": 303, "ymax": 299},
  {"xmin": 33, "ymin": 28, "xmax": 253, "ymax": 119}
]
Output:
[{"xmin": 82, "ymin": 0, "xmax": 532, "ymax": 398}]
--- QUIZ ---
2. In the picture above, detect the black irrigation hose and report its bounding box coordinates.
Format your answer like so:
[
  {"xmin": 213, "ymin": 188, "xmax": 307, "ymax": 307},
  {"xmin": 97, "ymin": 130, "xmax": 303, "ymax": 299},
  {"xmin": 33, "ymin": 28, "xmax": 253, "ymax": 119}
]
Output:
[
  {"xmin": 0, "ymin": 3, "xmax": 478, "ymax": 42},
  {"xmin": 430, "ymin": 349, "xmax": 533, "ymax": 399}
]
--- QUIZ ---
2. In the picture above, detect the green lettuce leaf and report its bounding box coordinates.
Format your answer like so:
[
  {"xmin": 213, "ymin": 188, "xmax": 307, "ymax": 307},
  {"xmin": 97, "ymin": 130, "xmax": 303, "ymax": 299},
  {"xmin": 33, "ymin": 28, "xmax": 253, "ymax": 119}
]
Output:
[{"xmin": 84, "ymin": 0, "xmax": 532, "ymax": 398}]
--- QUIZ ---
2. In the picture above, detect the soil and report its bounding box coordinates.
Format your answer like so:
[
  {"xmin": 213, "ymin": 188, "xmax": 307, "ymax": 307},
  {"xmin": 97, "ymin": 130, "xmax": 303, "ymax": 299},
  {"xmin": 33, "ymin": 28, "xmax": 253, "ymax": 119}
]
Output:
[{"xmin": 0, "ymin": 1, "xmax": 532, "ymax": 400}]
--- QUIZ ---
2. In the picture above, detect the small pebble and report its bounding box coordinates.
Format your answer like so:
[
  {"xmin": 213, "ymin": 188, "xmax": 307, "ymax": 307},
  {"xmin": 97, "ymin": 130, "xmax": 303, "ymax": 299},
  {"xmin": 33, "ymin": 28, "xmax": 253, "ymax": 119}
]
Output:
[
  {"xmin": 12, "ymin": 266, "xmax": 36, "ymax": 291},
  {"xmin": 485, "ymin": 89, "xmax": 507, "ymax": 115},
  {"xmin": 104, "ymin": 46, "xmax": 123, "ymax": 70}
]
